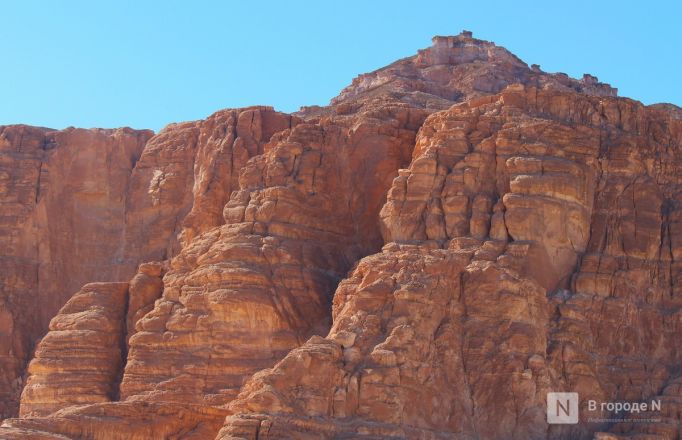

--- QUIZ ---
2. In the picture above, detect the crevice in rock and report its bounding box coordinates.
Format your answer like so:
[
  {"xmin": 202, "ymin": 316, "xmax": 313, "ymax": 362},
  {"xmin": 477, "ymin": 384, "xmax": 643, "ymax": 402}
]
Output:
[{"xmin": 111, "ymin": 285, "xmax": 131, "ymax": 402}]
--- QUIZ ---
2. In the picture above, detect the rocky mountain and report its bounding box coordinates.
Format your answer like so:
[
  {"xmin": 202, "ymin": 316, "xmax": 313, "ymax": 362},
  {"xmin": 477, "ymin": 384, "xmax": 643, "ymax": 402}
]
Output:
[{"xmin": 1, "ymin": 32, "xmax": 681, "ymax": 439}]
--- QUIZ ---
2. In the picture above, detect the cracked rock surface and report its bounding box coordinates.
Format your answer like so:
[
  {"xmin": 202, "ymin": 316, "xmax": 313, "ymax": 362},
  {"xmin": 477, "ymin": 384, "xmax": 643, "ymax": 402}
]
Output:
[{"xmin": 1, "ymin": 32, "xmax": 681, "ymax": 439}]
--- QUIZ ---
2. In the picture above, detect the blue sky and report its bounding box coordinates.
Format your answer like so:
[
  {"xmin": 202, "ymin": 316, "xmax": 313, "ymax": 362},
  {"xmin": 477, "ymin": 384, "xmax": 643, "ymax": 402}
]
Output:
[{"xmin": 1, "ymin": 1, "xmax": 680, "ymax": 131}]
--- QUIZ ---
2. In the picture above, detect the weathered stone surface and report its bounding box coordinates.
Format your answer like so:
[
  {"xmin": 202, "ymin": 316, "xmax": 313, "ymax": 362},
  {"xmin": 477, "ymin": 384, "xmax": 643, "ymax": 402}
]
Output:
[
  {"xmin": 317, "ymin": 31, "xmax": 616, "ymax": 117},
  {"xmin": 597, "ymin": 375, "xmax": 682, "ymax": 439},
  {"xmin": 125, "ymin": 262, "xmax": 166, "ymax": 347},
  {"xmin": 0, "ymin": 125, "xmax": 152, "ymax": 419},
  {"xmin": 0, "ymin": 107, "xmax": 294, "ymax": 419},
  {"xmin": 218, "ymin": 241, "xmax": 551, "ymax": 439},
  {"xmin": 3, "ymin": 33, "xmax": 682, "ymax": 440},
  {"xmin": 121, "ymin": 106, "xmax": 298, "ymax": 265},
  {"xmin": 219, "ymin": 87, "xmax": 682, "ymax": 439},
  {"xmin": 380, "ymin": 84, "xmax": 602, "ymax": 290},
  {"xmin": 119, "ymin": 103, "xmax": 427, "ymax": 409},
  {"xmin": 3, "ymin": 401, "xmax": 229, "ymax": 440},
  {"xmin": 19, "ymin": 283, "xmax": 129, "ymax": 417},
  {"xmin": 3, "ymin": 99, "xmax": 427, "ymax": 439}
]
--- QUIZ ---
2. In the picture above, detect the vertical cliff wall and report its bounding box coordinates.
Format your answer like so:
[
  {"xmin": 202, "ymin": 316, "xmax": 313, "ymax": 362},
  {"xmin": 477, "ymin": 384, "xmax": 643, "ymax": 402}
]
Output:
[
  {"xmin": 0, "ymin": 107, "xmax": 297, "ymax": 419},
  {"xmin": 219, "ymin": 86, "xmax": 682, "ymax": 440},
  {"xmin": 0, "ymin": 125, "xmax": 151, "ymax": 418},
  {"xmin": 1, "ymin": 33, "xmax": 681, "ymax": 440}
]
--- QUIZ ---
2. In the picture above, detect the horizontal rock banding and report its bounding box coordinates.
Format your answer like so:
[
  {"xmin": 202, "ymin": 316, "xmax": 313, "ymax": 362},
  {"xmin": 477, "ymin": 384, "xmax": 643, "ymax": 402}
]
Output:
[
  {"xmin": 20, "ymin": 283, "xmax": 129, "ymax": 417},
  {"xmin": 1, "ymin": 33, "xmax": 681, "ymax": 440}
]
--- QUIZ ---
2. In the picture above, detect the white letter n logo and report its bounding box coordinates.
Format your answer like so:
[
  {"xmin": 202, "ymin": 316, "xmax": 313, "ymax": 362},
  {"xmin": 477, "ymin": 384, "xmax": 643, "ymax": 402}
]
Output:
[{"xmin": 547, "ymin": 392, "xmax": 579, "ymax": 424}]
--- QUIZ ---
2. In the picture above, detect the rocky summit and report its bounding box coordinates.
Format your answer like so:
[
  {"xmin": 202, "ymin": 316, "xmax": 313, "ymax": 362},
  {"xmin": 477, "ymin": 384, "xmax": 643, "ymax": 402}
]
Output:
[{"xmin": 1, "ymin": 32, "xmax": 681, "ymax": 439}]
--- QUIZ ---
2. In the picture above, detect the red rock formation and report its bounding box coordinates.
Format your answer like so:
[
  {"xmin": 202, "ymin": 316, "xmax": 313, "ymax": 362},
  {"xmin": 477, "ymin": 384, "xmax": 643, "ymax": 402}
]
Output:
[
  {"xmin": 120, "ymin": 106, "xmax": 298, "ymax": 265},
  {"xmin": 218, "ymin": 87, "xmax": 682, "ymax": 439},
  {"xmin": 2, "ymin": 33, "xmax": 682, "ymax": 440},
  {"xmin": 118, "ymin": 103, "xmax": 427, "ymax": 410},
  {"xmin": 2, "ymin": 101, "xmax": 428, "ymax": 439},
  {"xmin": 0, "ymin": 106, "xmax": 293, "ymax": 419},
  {"xmin": 323, "ymin": 31, "xmax": 616, "ymax": 115},
  {"xmin": 125, "ymin": 262, "xmax": 166, "ymax": 347},
  {"xmin": 19, "ymin": 283, "xmax": 129, "ymax": 417},
  {"xmin": 0, "ymin": 125, "xmax": 152, "ymax": 418}
]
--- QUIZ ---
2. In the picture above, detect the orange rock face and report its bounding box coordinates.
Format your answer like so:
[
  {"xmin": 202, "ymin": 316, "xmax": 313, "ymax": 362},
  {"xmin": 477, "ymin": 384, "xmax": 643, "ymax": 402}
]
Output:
[
  {"xmin": 20, "ymin": 283, "xmax": 129, "ymax": 417},
  {"xmin": 219, "ymin": 86, "xmax": 682, "ymax": 439},
  {"xmin": 0, "ymin": 125, "xmax": 152, "ymax": 418},
  {"xmin": 119, "ymin": 103, "xmax": 427, "ymax": 409},
  {"xmin": 0, "ymin": 107, "xmax": 293, "ymax": 419},
  {"xmin": 2, "ymin": 32, "xmax": 682, "ymax": 440}
]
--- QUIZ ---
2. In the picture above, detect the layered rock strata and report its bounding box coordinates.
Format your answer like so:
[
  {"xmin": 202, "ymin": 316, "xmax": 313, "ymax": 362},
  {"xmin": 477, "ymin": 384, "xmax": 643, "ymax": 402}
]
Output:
[
  {"xmin": 114, "ymin": 103, "xmax": 428, "ymax": 409},
  {"xmin": 19, "ymin": 283, "xmax": 129, "ymax": 417},
  {"xmin": 1, "ymin": 32, "xmax": 681, "ymax": 440},
  {"xmin": 0, "ymin": 106, "xmax": 293, "ymax": 419},
  {"xmin": 0, "ymin": 125, "xmax": 152, "ymax": 418},
  {"xmin": 219, "ymin": 86, "xmax": 682, "ymax": 439}
]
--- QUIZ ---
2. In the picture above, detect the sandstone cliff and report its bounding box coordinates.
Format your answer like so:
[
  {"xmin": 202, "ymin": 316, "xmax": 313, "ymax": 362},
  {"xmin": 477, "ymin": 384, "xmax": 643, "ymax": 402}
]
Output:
[
  {"xmin": 220, "ymin": 86, "xmax": 682, "ymax": 439},
  {"xmin": 1, "ymin": 32, "xmax": 681, "ymax": 440},
  {"xmin": 0, "ymin": 125, "xmax": 152, "ymax": 418},
  {"xmin": 0, "ymin": 107, "xmax": 294, "ymax": 419}
]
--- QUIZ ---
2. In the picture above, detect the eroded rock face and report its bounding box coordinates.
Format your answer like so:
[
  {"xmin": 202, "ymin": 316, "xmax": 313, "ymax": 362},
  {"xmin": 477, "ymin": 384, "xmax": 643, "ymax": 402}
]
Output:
[
  {"xmin": 119, "ymin": 103, "xmax": 427, "ymax": 409},
  {"xmin": 121, "ymin": 106, "xmax": 298, "ymax": 265},
  {"xmin": 218, "ymin": 241, "xmax": 551, "ymax": 439},
  {"xmin": 20, "ymin": 283, "xmax": 129, "ymax": 417},
  {"xmin": 125, "ymin": 261, "xmax": 166, "ymax": 347},
  {"xmin": 0, "ymin": 125, "xmax": 152, "ymax": 419},
  {"xmin": 322, "ymin": 31, "xmax": 616, "ymax": 116},
  {"xmin": 4, "ymin": 401, "xmax": 229, "ymax": 440},
  {"xmin": 2, "ymin": 33, "xmax": 682, "ymax": 440},
  {"xmin": 3, "ymin": 101, "xmax": 427, "ymax": 440},
  {"xmin": 379, "ymin": 86, "xmax": 602, "ymax": 289},
  {"xmin": 0, "ymin": 107, "xmax": 294, "ymax": 420},
  {"xmin": 219, "ymin": 87, "xmax": 682, "ymax": 439}
]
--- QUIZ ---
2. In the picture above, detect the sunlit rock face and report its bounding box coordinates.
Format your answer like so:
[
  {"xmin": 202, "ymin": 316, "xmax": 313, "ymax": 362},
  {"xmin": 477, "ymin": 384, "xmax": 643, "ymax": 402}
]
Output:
[
  {"xmin": 2, "ymin": 33, "xmax": 682, "ymax": 440},
  {"xmin": 19, "ymin": 282, "xmax": 129, "ymax": 418},
  {"xmin": 0, "ymin": 107, "xmax": 293, "ymax": 419},
  {"xmin": 0, "ymin": 125, "xmax": 152, "ymax": 419},
  {"xmin": 216, "ymin": 86, "xmax": 682, "ymax": 440},
  {"xmin": 118, "ymin": 103, "xmax": 428, "ymax": 409},
  {"xmin": 326, "ymin": 32, "xmax": 616, "ymax": 113}
]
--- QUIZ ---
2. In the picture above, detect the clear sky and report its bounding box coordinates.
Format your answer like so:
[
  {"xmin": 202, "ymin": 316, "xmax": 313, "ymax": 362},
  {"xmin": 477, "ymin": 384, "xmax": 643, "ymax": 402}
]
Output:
[{"xmin": 2, "ymin": 1, "xmax": 680, "ymax": 131}]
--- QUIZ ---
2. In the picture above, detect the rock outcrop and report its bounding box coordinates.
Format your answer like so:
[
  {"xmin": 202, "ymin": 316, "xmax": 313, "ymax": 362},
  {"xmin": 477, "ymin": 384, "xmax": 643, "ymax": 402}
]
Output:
[
  {"xmin": 0, "ymin": 125, "xmax": 152, "ymax": 418},
  {"xmin": 0, "ymin": 107, "xmax": 294, "ymax": 419},
  {"xmin": 321, "ymin": 31, "xmax": 616, "ymax": 115},
  {"xmin": 118, "ymin": 100, "xmax": 427, "ymax": 408},
  {"xmin": 19, "ymin": 283, "xmax": 129, "ymax": 417},
  {"xmin": 219, "ymin": 86, "xmax": 682, "ymax": 439},
  {"xmin": 120, "ymin": 107, "xmax": 298, "ymax": 265},
  {"xmin": 2, "ymin": 32, "xmax": 682, "ymax": 440}
]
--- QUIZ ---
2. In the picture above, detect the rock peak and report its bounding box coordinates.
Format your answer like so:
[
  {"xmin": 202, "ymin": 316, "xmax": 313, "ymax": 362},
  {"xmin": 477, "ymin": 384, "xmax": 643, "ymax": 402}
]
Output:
[{"xmin": 324, "ymin": 32, "xmax": 617, "ymax": 114}]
